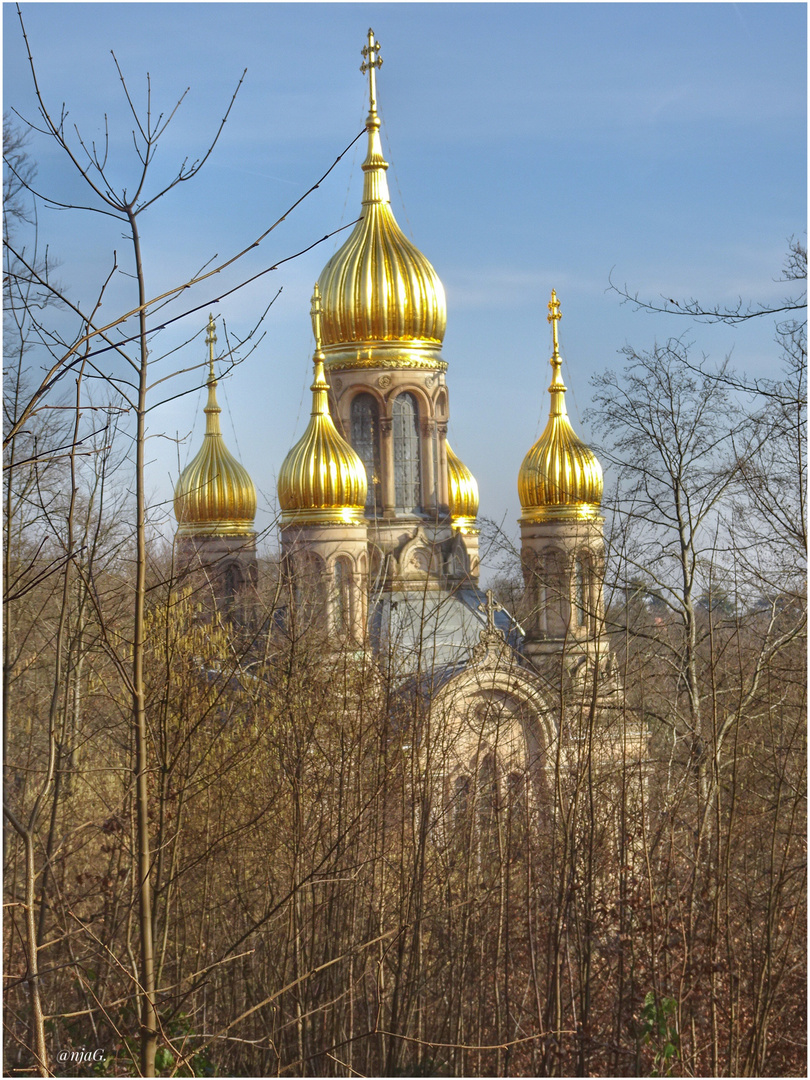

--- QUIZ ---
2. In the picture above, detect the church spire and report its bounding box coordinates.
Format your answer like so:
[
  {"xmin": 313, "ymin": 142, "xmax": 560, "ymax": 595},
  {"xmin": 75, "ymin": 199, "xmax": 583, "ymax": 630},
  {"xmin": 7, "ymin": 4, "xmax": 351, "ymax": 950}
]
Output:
[
  {"xmin": 547, "ymin": 289, "xmax": 569, "ymax": 420},
  {"xmin": 361, "ymin": 28, "xmax": 382, "ymax": 116},
  {"xmin": 316, "ymin": 30, "xmax": 447, "ymax": 368},
  {"xmin": 309, "ymin": 284, "xmax": 331, "ymax": 419},
  {"xmin": 517, "ymin": 290, "xmax": 603, "ymax": 522},
  {"xmin": 358, "ymin": 29, "xmax": 390, "ymax": 207},
  {"xmin": 174, "ymin": 315, "xmax": 257, "ymax": 537},
  {"xmin": 202, "ymin": 313, "xmax": 223, "ymax": 436},
  {"xmin": 277, "ymin": 286, "xmax": 368, "ymax": 523}
]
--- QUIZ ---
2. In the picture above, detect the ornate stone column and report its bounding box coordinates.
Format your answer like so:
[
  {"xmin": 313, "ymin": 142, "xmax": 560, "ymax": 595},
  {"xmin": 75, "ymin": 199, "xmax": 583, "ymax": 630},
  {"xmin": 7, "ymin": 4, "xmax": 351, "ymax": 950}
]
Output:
[
  {"xmin": 436, "ymin": 422, "xmax": 449, "ymax": 513},
  {"xmin": 421, "ymin": 417, "xmax": 436, "ymax": 512}
]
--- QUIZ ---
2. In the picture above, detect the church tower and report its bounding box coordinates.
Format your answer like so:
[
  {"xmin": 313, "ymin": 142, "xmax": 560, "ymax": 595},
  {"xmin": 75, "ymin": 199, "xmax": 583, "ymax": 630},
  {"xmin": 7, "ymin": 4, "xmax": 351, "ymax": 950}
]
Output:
[
  {"xmin": 315, "ymin": 30, "xmax": 479, "ymax": 589},
  {"xmin": 518, "ymin": 291, "xmax": 607, "ymax": 682},
  {"xmin": 174, "ymin": 316, "xmax": 258, "ymax": 611},
  {"xmin": 277, "ymin": 287, "xmax": 369, "ymax": 645}
]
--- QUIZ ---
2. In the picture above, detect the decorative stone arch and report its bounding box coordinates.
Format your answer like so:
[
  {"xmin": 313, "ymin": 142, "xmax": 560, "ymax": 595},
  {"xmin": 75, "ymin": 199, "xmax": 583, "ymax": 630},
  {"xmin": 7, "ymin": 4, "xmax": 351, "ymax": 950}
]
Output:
[
  {"xmin": 428, "ymin": 652, "xmax": 556, "ymax": 840},
  {"xmin": 396, "ymin": 526, "xmax": 442, "ymax": 584},
  {"xmin": 386, "ymin": 383, "xmax": 433, "ymax": 420},
  {"xmin": 331, "ymin": 383, "xmax": 385, "ymax": 428},
  {"xmin": 446, "ymin": 531, "xmax": 471, "ymax": 580}
]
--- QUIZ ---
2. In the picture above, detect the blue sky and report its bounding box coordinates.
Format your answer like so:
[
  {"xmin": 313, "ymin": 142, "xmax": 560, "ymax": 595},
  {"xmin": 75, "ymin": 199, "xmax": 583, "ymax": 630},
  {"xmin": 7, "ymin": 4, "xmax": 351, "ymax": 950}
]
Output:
[{"xmin": 4, "ymin": 2, "xmax": 806, "ymax": 572}]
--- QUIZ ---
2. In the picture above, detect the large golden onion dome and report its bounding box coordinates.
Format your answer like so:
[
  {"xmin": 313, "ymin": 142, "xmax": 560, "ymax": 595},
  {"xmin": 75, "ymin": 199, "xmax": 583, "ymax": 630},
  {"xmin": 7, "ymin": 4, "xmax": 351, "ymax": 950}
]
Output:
[
  {"xmin": 174, "ymin": 316, "xmax": 257, "ymax": 537},
  {"xmin": 317, "ymin": 30, "xmax": 447, "ymax": 372},
  {"xmin": 278, "ymin": 286, "xmax": 368, "ymax": 525},
  {"xmin": 518, "ymin": 291, "xmax": 603, "ymax": 523},
  {"xmin": 446, "ymin": 443, "xmax": 479, "ymax": 531}
]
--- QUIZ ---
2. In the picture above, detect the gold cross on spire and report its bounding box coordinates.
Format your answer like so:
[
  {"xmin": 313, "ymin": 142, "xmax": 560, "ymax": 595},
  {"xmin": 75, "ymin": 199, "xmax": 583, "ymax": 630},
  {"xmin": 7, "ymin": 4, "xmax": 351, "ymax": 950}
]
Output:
[
  {"xmin": 478, "ymin": 588, "xmax": 504, "ymax": 634},
  {"xmin": 360, "ymin": 29, "xmax": 382, "ymax": 113},
  {"xmin": 547, "ymin": 289, "xmax": 562, "ymax": 358},
  {"xmin": 205, "ymin": 313, "xmax": 217, "ymax": 381},
  {"xmin": 310, "ymin": 283, "xmax": 323, "ymax": 352}
]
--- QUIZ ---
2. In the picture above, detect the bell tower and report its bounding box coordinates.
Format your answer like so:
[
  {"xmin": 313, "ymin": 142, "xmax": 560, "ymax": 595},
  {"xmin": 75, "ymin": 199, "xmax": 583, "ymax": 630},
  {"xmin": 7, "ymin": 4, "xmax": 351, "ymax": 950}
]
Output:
[
  {"xmin": 315, "ymin": 30, "xmax": 479, "ymax": 588},
  {"xmin": 517, "ymin": 291, "xmax": 608, "ymax": 683},
  {"xmin": 277, "ymin": 287, "xmax": 370, "ymax": 645},
  {"xmin": 174, "ymin": 315, "xmax": 257, "ymax": 613}
]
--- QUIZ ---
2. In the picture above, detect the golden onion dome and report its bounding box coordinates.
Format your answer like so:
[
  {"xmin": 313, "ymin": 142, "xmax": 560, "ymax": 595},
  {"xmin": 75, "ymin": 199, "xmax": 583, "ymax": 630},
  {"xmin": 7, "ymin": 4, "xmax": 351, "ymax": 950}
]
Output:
[
  {"xmin": 278, "ymin": 286, "xmax": 368, "ymax": 525},
  {"xmin": 317, "ymin": 30, "xmax": 447, "ymax": 372},
  {"xmin": 518, "ymin": 291, "xmax": 603, "ymax": 523},
  {"xmin": 174, "ymin": 316, "xmax": 257, "ymax": 537},
  {"xmin": 446, "ymin": 442, "xmax": 479, "ymax": 530}
]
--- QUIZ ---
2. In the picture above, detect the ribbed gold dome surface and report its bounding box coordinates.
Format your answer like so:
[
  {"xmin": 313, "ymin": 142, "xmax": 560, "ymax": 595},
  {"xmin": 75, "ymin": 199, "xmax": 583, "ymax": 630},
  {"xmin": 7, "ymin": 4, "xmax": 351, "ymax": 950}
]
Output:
[
  {"xmin": 447, "ymin": 442, "xmax": 479, "ymax": 529},
  {"xmin": 317, "ymin": 30, "xmax": 447, "ymax": 372},
  {"xmin": 518, "ymin": 291, "xmax": 603, "ymax": 523},
  {"xmin": 174, "ymin": 317, "xmax": 257, "ymax": 537},
  {"xmin": 278, "ymin": 287, "xmax": 368, "ymax": 525}
]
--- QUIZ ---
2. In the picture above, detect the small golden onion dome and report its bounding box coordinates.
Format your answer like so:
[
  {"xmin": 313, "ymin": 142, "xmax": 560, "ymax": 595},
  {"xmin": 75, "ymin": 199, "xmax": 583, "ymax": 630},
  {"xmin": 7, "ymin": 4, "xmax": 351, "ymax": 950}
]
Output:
[
  {"xmin": 317, "ymin": 30, "xmax": 447, "ymax": 371},
  {"xmin": 518, "ymin": 291, "xmax": 603, "ymax": 523},
  {"xmin": 447, "ymin": 443, "xmax": 479, "ymax": 530},
  {"xmin": 174, "ymin": 316, "xmax": 257, "ymax": 537},
  {"xmin": 278, "ymin": 286, "xmax": 368, "ymax": 525}
]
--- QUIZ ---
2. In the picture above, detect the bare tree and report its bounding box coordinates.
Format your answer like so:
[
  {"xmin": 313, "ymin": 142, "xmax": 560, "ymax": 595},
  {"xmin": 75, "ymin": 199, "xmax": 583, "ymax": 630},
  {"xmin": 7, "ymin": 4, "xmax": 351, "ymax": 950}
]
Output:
[{"xmin": 3, "ymin": 10, "xmax": 361, "ymax": 1073}]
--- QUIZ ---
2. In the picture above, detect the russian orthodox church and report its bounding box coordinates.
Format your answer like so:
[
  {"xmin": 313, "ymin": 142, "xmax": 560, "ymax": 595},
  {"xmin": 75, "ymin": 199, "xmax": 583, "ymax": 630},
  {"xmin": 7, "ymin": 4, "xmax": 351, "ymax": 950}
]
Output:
[{"xmin": 174, "ymin": 31, "xmax": 630, "ymax": 802}]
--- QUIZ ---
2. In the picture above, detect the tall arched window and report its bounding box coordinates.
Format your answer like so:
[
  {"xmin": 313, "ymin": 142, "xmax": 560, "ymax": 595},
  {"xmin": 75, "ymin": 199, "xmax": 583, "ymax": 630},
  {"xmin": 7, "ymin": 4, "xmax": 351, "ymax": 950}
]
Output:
[
  {"xmin": 542, "ymin": 550, "xmax": 568, "ymax": 637},
  {"xmin": 333, "ymin": 557, "xmax": 352, "ymax": 635},
  {"xmin": 351, "ymin": 394, "xmax": 381, "ymax": 513},
  {"xmin": 294, "ymin": 553, "xmax": 326, "ymax": 629},
  {"xmin": 393, "ymin": 392, "xmax": 421, "ymax": 513},
  {"xmin": 575, "ymin": 556, "xmax": 588, "ymax": 628},
  {"xmin": 223, "ymin": 562, "xmax": 242, "ymax": 604}
]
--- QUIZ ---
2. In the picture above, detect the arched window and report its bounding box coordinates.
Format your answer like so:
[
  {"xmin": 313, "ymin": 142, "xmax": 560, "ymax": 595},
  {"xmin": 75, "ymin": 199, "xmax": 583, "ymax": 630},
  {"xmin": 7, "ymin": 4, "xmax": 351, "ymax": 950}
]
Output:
[
  {"xmin": 478, "ymin": 752, "xmax": 499, "ymax": 832},
  {"xmin": 393, "ymin": 392, "xmax": 421, "ymax": 513},
  {"xmin": 351, "ymin": 394, "xmax": 381, "ymax": 513},
  {"xmin": 294, "ymin": 553, "xmax": 326, "ymax": 629},
  {"xmin": 507, "ymin": 770, "xmax": 528, "ymax": 848},
  {"xmin": 223, "ymin": 562, "xmax": 242, "ymax": 604},
  {"xmin": 542, "ymin": 550, "xmax": 568, "ymax": 637},
  {"xmin": 575, "ymin": 556, "xmax": 588, "ymax": 628},
  {"xmin": 333, "ymin": 557, "xmax": 352, "ymax": 635},
  {"xmin": 454, "ymin": 773, "xmax": 471, "ymax": 821}
]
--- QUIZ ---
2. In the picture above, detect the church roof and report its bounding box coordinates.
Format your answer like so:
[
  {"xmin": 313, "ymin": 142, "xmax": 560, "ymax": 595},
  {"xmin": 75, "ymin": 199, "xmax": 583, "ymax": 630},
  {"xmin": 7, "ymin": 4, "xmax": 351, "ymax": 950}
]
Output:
[{"xmin": 368, "ymin": 584, "xmax": 522, "ymax": 685}]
